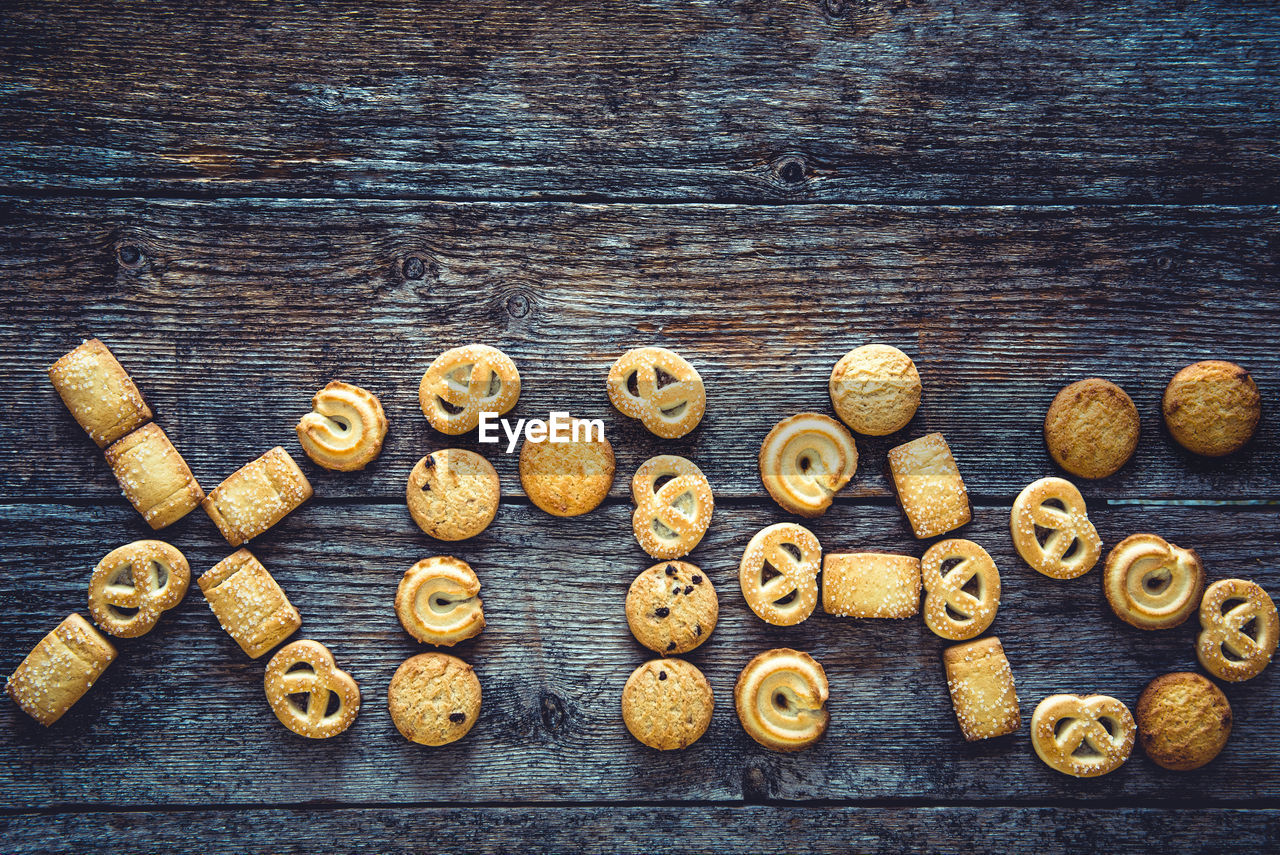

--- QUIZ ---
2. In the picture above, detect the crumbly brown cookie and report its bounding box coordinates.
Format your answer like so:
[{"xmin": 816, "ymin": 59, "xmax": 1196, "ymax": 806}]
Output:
[
  {"xmin": 625, "ymin": 561, "xmax": 717, "ymax": 655},
  {"xmin": 621, "ymin": 659, "xmax": 714, "ymax": 750},
  {"xmin": 296, "ymin": 381, "xmax": 387, "ymax": 471},
  {"xmin": 942, "ymin": 637, "xmax": 1020, "ymax": 742},
  {"xmin": 1163, "ymin": 360, "xmax": 1261, "ymax": 457},
  {"xmin": 264, "ymin": 639, "xmax": 361, "ymax": 739},
  {"xmin": 735, "ymin": 648, "xmax": 829, "ymax": 751},
  {"xmin": 388, "ymin": 652, "xmax": 481, "ymax": 746},
  {"xmin": 828, "ymin": 344, "xmax": 922, "ymax": 436},
  {"xmin": 1010, "ymin": 477, "xmax": 1101, "ymax": 580},
  {"xmin": 419, "ymin": 344, "xmax": 521, "ymax": 436},
  {"xmin": 519, "ymin": 418, "xmax": 615, "ymax": 516},
  {"xmin": 202, "ymin": 447, "xmax": 313, "ymax": 546},
  {"xmin": 1103, "ymin": 533, "xmax": 1204, "ymax": 630},
  {"xmin": 887, "ymin": 433, "xmax": 970, "ymax": 539},
  {"xmin": 630, "ymin": 455, "xmax": 714, "ymax": 559},
  {"xmin": 48, "ymin": 338, "xmax": 152, "ymax": 448},
  {"xmin": 395, "ymin": 556, "xmax": 485, "ymax": 647},
  {"xmin": 606, "ymin": 347, "xmax": 706, "ymax": 438},
  {"xmin": 821, "ymin": 553, "xmax": 920, "ymax": 619},
  {"xmin": 759, "ymin": 413, "xmax": 858, "ymax": 517},
  {"xmin": 1196, "ymin": 578, "xmax": 1278, "ymax": 682},
  {"xmin": 198, "ymin": 549, "xmax": 301, "ymax": 659},
  {"xmin": 922, "ymin": 539, "xmax": 1000, "ymax": 641},
  {"xmin": 738, "ymin": 523, "xmax": 821, "ymax": 626},
  {"xmin": 407, "ymin": 449, "xmax": 500, "ymax": 540},
  {"xmin": 6, "ymin": 614, "xmax": 117, "ymax": 726},
  {"xmin": 1044, "ymin": 378, "xmax": 1140, "ymax": 479},
  {"xmin": 88, "ymin": 540, "xmax": 190, "ymax": 638},
  {"xmin": 1031, "ymin": 694, "xmax": 1135, "ymax": 778},
  {"xmin": 104, "ymin": 424, "xmax": 204, "ymax": 530},
  {"xmin": 1136, "ymin": 672, "xmax": 1231, "ymax": 771}
]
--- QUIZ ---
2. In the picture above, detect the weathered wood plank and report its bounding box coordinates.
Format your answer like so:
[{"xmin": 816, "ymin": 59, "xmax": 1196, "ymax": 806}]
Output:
[
  {"xmin": 0, "ymin": 1, "xmax": 1277, "ymax": 203},
  {"xmin": 3, "ymin": 806, "xmax": 1277, "ymax": 855},
  {"xmin": 2, "ymin": 198, "xmax": 1278, "ymax": 502},
  {"xmin": 1, "ymin": 500, "xmax": 1275, "ymax": 807}
]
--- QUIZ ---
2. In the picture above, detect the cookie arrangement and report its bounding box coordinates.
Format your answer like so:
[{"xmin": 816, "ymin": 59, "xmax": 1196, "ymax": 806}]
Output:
[{"xmin": 6, "ymin": 338, "xmax": 1276, "ymax": 779}]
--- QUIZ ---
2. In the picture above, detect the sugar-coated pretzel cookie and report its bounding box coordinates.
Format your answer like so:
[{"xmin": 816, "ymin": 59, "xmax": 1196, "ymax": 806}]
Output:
[
  {"xmin": 1196, "ymin": 579, "xmax": 1278, "ymax": 682},
  {"xmin": 922, "ymin": 539, "xmax": 1000, "ymax": 641},
  {"xmin": 6, "ymin": 614, "xmax": 117, "ymax": 726},
  {"xmin": 1136, "ymin": 672, "xmax": 1232, "ymax": 771},
  {"xmin": 626, "ymin": 561, "xmax": 718, "ymax": 655},
  {"xmin": 264, "ymin": 640, "xmax": 361, "ymax": 739},
  {"xmin": 630, "ymin": 455, "xmax": 714, "ymax": 559},
  {"xmin": 943, "ymin": 637, "xmax": 1020, "ymax": 741},
  {"xmin": 48, "ymin": 338, "xmax": 152, "ymax": 448},
  {"xmin": 519, "ymin": 418, "xmax": 615, "ymax": 517},
  {"xmin": 418, "ymin": 344, "xmax": 520, "ymax": 436},
  {"xmin": 395, "ymin": 556, "xmax": 485, "ymax": 647},
  {"xmin": 622, "ymin": 658, "xmax": 714, "ymax": 750},
  {"xmin": 1163, "ymin": 360, "xmax": 1261, "ymax": 457},
  {"xmin": 1031, "ymin": 694, "xmax": 1135, "ymax": 778},
  {"xmin": 407, "ymin": 449, "xmax": 500, "ymax": 540},
  {"xmin": 606, "ymin": 346, "xmax": 705, "ymax": 439},
  {"xmin": 388, "ymin": 652, "xmax": 482, "ymax": 746},
  {"xmin": 739, "ymin": 523, "xmax": 821, "ymax": 626},
  {"xmin": 88, "ymin": 540, "xmax": 190, "ymax": 638},
  {"xmin": 822, "ymin": 553, "xmax": 920, "ymax": 619},
  {"xmin": 296, "ymin": 381, "xmax": 387, "ymax": 471},
  {"xmin": 759, "ymin": 413, "xmax": 858, "ymax": 518},
  {"xmin": 1103, "ymin": 534, "xmax": 1204, "ymax": 630},
  {"xmin": 828, "ymin": 343, "xmax": 921, "ymax": 436},
  {"xmin": 198, "ymin": 549, "xmax": 301, "ymax": 659},
  {"xmin": 1010, "ymin": 477, "xmax": 1101, "ymax": 580},
  {"xmin": 735, "ymin": 648, "xmax": 829, "ymax": 752},
  {"xmin": 887, "ymin": 432, "xmax": 970, "ymax": 539},
  {"xmin": 105, "ymin": 423, "xmax": 204, "ymax": 530}
]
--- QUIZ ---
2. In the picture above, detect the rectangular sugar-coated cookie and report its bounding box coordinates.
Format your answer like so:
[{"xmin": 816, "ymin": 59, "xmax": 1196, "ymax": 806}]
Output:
[
  {"xmin": 822, "ymin": 552, "xmax": 921, "ymax": 618},
  {"xmin": 888, "ymin": 432, "xmax": 971, "ymax": 539},
  {"xmin": 48, "ymin": 338, "xmax": 152, "ymax": 447},
  {"xmin": 6, "ymin": 614, "xmax": 117, "ymax": 726},
  {"xmin": 198, "ymin": 549, "xmax": 301, "ymax": 658},
  {"xmin": 105, "ymin": 423, "xmax": 204, "ymax": 529},
  {"xmin": 202, "ymin": 446, "xmax": 313, "ymax": 546},
  {"xmin": 943, "ymin": 636, "xmax": 1020, "ymax": 741}
]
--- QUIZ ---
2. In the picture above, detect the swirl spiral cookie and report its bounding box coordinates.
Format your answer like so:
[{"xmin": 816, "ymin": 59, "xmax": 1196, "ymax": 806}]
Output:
[
  {"xmin": 739, "ymin": 523, "xmax": 821, "ymax": 626},
  {"xmin": 1136, "ymin": 672, "xmax": 1232, "ymax": 771},
  {"xmin": 407, "ymin": 449, "xmax": 500, "ymax": 540},
  {"xmin": 626, "ymin": 561, "xmax": 717, "ymax": 655},
  {"xmin": 88, "ymin": 540, "xmax": 190, "ymax": 638},
  {"xmin": 519, "ymin": 418, "xmax": 615, "ymax": 516},
  {"xmin": 388, "ymin": 652, "xmax": 482, "ymax": 746},
  {"xmin": 921, "ymin": 539, "xmax": 1000, "ymax": 641},
  {"xmin": 296, "ymin": 381, "xmax": 387, "ymax": 471},
  {"xmin": 395, "ymin": 556, "xmax": 485, "ymax": 647},
  {"xmin": 419, "ymin": 344, "xmax": 521, "ymax": 435},
  {"xmin": 1044, "ymin": 378, "xmax": 1140, "ymax": 479},
  {"xmin": 1103, "ymin": 534, "xmax": 1204, "ymax": 630},
  {"xmin": 621, "ymin": 659, "xmax": 714, "ymax": 750},
  {"xmin": 264, "ymin": 640, "xmax": 361, "ymax": 739},
  {"xmin": 828, "ymin": 344, "xmax": 921, "ymax": 436},
  {"xmin": 1031, "ymin": 694, "xmax": 1135, "ymax": 778},
  {"xmin": 758, "ymin": 413, "xmax": 857, "ymax": 517},
  {"xmin": 1162, "ymin": 360, "xmax": 1261, "ymax": 457},
  {"xmin": 1196, "ymin": 578, "xmax": 1278, "ymax": 682},
  {"xmin": 606, "ymin": 347, "xmax": 705, "ymax": 438},
  {"xmin": 735, "ymin": 648, "xmax": 829, "ymax": 751},
  {"xmin": 1010, "ymin": 477, "xmax": 1101, "ymax": 579},
  {"xmin": 630, "ymin": 455, "xmax": 714, "ymax": 559}
]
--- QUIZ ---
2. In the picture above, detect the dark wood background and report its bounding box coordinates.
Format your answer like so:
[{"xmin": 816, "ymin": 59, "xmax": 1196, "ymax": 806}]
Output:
[{"xmin": 1, "ymin": 1, "xmax": 1277, "ymax": 852}]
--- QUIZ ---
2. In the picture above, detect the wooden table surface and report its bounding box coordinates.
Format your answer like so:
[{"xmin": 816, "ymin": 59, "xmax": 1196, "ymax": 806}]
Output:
[{"xmin": 1, "ymin": 1, "xmax": 1278, "ymax": 852}]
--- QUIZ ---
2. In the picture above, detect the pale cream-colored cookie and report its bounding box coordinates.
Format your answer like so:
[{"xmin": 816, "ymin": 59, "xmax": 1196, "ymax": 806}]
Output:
[
  {"xmin": 198, "ymin": 549, "xmax": 301, "ymax": 659},
  {"xmin": 821, "ymin": 553, "xmax": 920, "ymax": 619},
  {"xmin": 1163, "ymin": 360, "xmax": 1261, "ymax": 457},
  {"xmin": 264, "ymin": 639, "xmax": 361, "ymax": 739},
  {"xmin": 759, "ymin": 413, "xmax": 858, "ymax": 517},
  {"xmin": 6, "ymin": 614, "xmax": 117, "ymax": 726},
  {"xmin": 887, "ymin": 433, "xmax": 970, "ymax": 539},
  {"xmin": 1044, "ymin": 378, "xmax": 1140, "ymax": 479},
  {"xmin": 519, "ymin": 418, "xmax": 615, "ymax": 516},
  {"xmin": 606, "ymin": 347, "xmax": 705, "ymax": 438},
  {"xmin": 419, "ymin": 344, "xmax": 520, "ymax": 435},
  {"xmin": 296, "ymin": 381, "xmax": 387, "ymax": 471},
  {"xmin": 1010, "ymin": 477, "xmax": 1101, "ymax": 580},
  {"xmin": 922, "ymin": 539, "xmax": 1000, "ymax": 641},
  {"xmin": 828, "ymin": 344, "xmax": 922, "ymax": 436},
  {"xmin": 395, "ymin": 556, "xmax": 485, "ymax": 647},
  {"xmin": 406, "ymin": 450, "xmax": 500, "ymax": 540},
  {"xmin": 1103, "ymin": 534, "xmax": 1204, "ymax": 630},
  {"xmin": 388, "ymin": 652, "xmax": 481, "ymax": 746},
  {"xmin": 942, "ymin": 637, "xmax": 1020, "ymax": 741},
  {"xmin": 1196, "ymin": 578, "xmax": 1277, "ymax": 682},
  {"xmin": 630, "ymin": 455, "xmax": 714, "ymax": 559},
  {"xmin": 625, "ymin": 561, "xmax": 717, "ymax": 655},
  {"xmin": 104, "ymin": 424, "xmax": 204, "ymax": 530},
  {"xmin": 48, "ymin": 338, "xmax": 152, "ymax": 447},
  {"xmin": 1031, "ymin": 694, "xmax": 1135, "ymax": 778},
  {"xmin": 88, "ymin": 540, "xmax": 190, "ymax": 638},
  {"xmin": 735, "ymin": 648, "xmax": 829, "ymax": 751},
  {"xmin": 1136, "ymin": 672, "xmax": 1231, "ymax": 771},
  {"xmin": 202, "ymin": 447, "xmax": 314, "ymax": 546},
  {"xmin": 621, "ymin": 659, "xmax": 714, "ymax": 750},
  {"xmin": 738, "ymin": 523, "xmax": 821, "ymax": 626}
]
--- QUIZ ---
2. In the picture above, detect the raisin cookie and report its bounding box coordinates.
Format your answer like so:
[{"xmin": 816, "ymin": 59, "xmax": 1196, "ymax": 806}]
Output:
[
  {"xmin": 630, "ymin": 455, "xmax": 714, "ymax": 559},
  {"xmin": 621, "ymin": 659, "xmax": 714, "ymax": 750},
  {"xmin": 626, "ymin": 561, "xmax": 717, "ymax": 655},
  {"xmin": 828, "ymin": 344, "xmax": 921, "ymax": 436},
  {"xmin": 1163, "ymin": 360, "xmax": 1261, "ymax": 457},
  {"xmin": 759, "ymin": 413, "xmax": 858, "ymax": 517},
  {"xmin": 388, "ymin": 652, "xmax": 482, "ymax": 746},
  {"xmin": 1044, "ymin": 378, "xmax": 1140, "ymax": 479},
  {"xmin": 395, "ymin": 556, "xmax": 485, "ymax": 647},
  {"xmin": 519, "ymin": 418, "xmax": 615, "ymax": 516},
  {"xmin": 1136, "ymin": 672, "xmax": 1231, "ymax": 771},
  {"xmin": 296, "ymin": 381, "xmax": 387, "ymax": 471},
  {"xmin": 407, "ymin": 449, "xmax": 500, "ymax": 540},
  {"xmin": 606, "ymin": 347, "xmax": 705, "ymax": 438},
  {"xmin": 419, "ymin": 344, "xmax": 521, "ymax": 436}
]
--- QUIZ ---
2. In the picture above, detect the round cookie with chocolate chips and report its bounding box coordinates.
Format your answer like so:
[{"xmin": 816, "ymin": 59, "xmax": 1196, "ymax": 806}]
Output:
[
  {"xmin": 621, "ymin": 658, "xmax": 714, "ymax": 750},
  {"xmin": 626, "ymin": 561, "xmax": 718, "ymax": 656},
  {"xmin": 406, "ymin": 449, "xmax": 500, "ymax": 541},
  {"xmin": 387, "ymin": 652, "xmax": 481, "ymax": 746},
  {"xmin": 1136, "ymin": 672, "xmax": 1232, "ymax": 771},
  {"xmin": 1044, "ymin": 378, "xmax": 1140, "ymax": 479},
  {"xmin": 1163, "ymin": 360, "xmax": 1261, "ymax": 457}
]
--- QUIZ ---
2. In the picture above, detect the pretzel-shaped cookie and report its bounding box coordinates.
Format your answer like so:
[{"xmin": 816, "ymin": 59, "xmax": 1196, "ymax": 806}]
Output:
[
  {"xmin": 739, "ymin": 523, "xmax": 821, "ymax": 626},
  {"xmin": 607, "ymin": 347, "xmax": 705, "ymax": 438},
  {"xmin": 758, "ymin": 413, "xmax": 857, "ymax": 517},
  {"xmin": 734, "ymin": 648, "xmax": 829, "ymax": 751},
  {"xmin": 1010, "ymin": 477, "xmax": 1101, "ymax": 579},
  {"xmin": 922, "ymin": 539, "xmax": 1000, "ymax": 641},
  {"xmin": 1104, "ymin": 534, "xmax": 1204, "ymax": 630},
  {"xmin": 419, "ymin": 344, "xmax": 521, "ymax": 435},
  {"xmin": 88, "ymin": 540, "xmax": 190, "ymax": 638},
  {"xmin": 264, "ymin": 640, "xmax": 360, "ymax": 739},
  {"xmin": 630, "ymin": 455, "xmax": 714, "ymax": 559},
  {"xmin": 395, "ymin": 557, "xmax": 486, "ymax": 647},
  {"xmin": 1031, "ymin": 694, "xmax": 1135, "ymax": 777},
  {"xmin": 1196, "ymin": 579, "xmax": 1278, "ymax": 682},
  {"xmin": 296, "ymin": 381, "xmax": 387, "ymax": 471}
]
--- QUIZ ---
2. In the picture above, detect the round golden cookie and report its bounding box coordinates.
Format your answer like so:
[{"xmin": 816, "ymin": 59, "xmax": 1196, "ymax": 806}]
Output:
[
  {"xmin": 263, "ymin": 639, "xmax": 361, "ymax": 739},
  {"xmin": 1162, "ymin": 360, "xmax": 1261, "ymax": 457},
  {"xmin": 387, "ymin": 652, "xmax": 481, "ymax": 746},
  {"xmin": 418, "ymin": 344, "xmax": 521, "ymax": 435},
  {"xmin": 758, "ymin": 413, "xmax": 858, "ymax": 517},
  {"xmin": 519, "ymin": 418, "xmax": 615, "ymax": 516},
  {"xmin": 1136, "ymin": 672, "xmax": 1231, "ymax": 771},
  {"xmin": 630, "ymin": 455, "xmax": 714, "ymax": 559},
  {"xmin": 1103, "ymin": 534, "xmax": 1204, "ymax": 630},
  {"xmin": 626, "ymin": 561, "xmax": 718, "ymax": 655},
  {"xmin": 606, "ymin": 347, "xmax": 705, "ymax": 438},
  {"xmin": 734, "ymin": 648, "xmax": 829, "ymax": 752},
  {"xmin": 1044, "ymin": 378, "xmax": 1140, "ymax": 479},
  {"xmin": 621, "ymin": 659, "xmax": 714, "ymax": 750},
  {"xmin": 295, "ymin": 381, "xmax": 388, "ymax": 471},
  {"xmin": 406, "ymin": 449, "xmax": 500, "ymax": 541},
  {"xmin": 395, "ymin": 556, "xmax": 485, "ymax": 647},
  {"xmin": 828, "ymin": 344, "xmax": 922, "ymax": 436}
]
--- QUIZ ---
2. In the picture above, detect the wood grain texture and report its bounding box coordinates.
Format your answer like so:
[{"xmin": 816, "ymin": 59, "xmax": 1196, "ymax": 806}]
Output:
[
  {"xmin": 0, "ymin": 1, "xmax": 1278, "ymax": 203},
  {"xmin": 2, "ymin": 198, "xmax": 1278, "ymax": 503},
  {"xmin": 1, "ymin": 500, "xmax": 1275, "ymax": 807}
]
